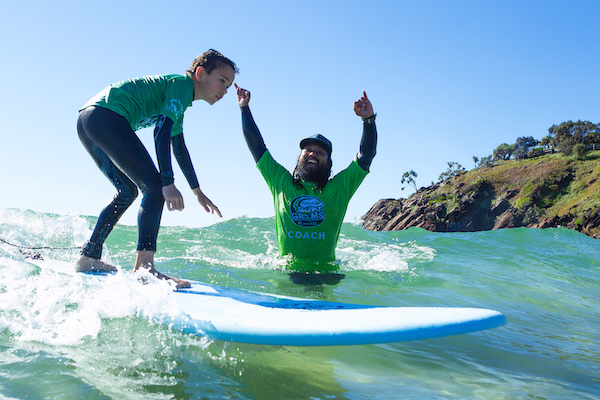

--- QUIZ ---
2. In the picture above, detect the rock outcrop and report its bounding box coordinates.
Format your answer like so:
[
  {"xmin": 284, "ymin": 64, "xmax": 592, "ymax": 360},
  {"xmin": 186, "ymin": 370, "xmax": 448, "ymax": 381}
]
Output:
[{"xmin": 361, "ymin": 156, "xmax": 600, "ymax": 239}]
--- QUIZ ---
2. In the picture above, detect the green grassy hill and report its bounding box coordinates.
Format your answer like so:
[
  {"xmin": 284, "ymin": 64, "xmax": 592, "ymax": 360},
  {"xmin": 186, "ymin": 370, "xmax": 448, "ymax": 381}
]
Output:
[{"xmin": 362, "ymin": 152, "xmax": 600, "ymax": 239}]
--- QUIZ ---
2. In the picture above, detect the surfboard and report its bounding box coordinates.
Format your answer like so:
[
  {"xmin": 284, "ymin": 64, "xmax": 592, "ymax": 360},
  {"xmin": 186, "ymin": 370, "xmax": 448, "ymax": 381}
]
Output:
[{"xmin": 30, "ymin": 259, "xmax": 507, "ymax": 346}]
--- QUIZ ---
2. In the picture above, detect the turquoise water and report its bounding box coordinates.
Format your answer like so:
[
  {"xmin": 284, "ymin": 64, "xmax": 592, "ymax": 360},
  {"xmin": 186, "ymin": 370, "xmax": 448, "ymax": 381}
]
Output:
[{"xmin": 0, "ymin": 208, "xmax": 598, "ymax": 399}]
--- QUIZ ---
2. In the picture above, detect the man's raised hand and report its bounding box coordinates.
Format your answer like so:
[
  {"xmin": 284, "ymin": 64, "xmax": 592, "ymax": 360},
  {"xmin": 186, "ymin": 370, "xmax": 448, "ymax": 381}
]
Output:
[
  {"xmin": 353, "ymin": 91, "xmax": 374, "ymax": 119},
  {"xmin": 235, "ymin": 84, "xmax": 251, "ymax": 107}
]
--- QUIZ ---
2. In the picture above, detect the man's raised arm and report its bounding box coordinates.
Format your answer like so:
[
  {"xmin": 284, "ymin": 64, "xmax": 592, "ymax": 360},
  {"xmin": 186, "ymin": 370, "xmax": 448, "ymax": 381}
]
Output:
[
  {"xmin": 354, "ymin": 91, "xmax": 377, "ymax": 171},
  {"xmin": 236, "ymin": 84, "xmax": 267, "ymax": 163}
]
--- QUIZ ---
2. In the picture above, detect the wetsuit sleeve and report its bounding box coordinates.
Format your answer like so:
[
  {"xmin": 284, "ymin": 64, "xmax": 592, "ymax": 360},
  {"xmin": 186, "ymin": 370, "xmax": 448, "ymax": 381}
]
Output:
[
  {"xmin": 241, "ymin": 106, "xmax": 267, "ymax": 163},
  {"xmin": 356, "ymin": 114, "xmax": 378, "ymax": 172},
  {"xmin": 154, "ymin": 115, "xmax": 176, "ymax": 186},
  {"xmin": 172, "ymin": 134, "xmax": 200, "ymax": 190}
]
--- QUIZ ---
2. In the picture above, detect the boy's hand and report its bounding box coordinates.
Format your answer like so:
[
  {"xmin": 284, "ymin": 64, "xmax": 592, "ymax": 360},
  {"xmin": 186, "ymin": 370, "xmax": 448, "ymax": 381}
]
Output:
[
  {"xmin": 235, "ymin": 83, "xmax": 251, "ymax": 107},
  {"xmin": 193, "ymin": 187, "xmax": 222, "ymax": 217},
  {"xmin": 353, "ymin": 91, "xmax": 374, "ymax": 119},
  {"xmin": 162, "ymin": 184, "xmax": 184, "ymax": 211}
]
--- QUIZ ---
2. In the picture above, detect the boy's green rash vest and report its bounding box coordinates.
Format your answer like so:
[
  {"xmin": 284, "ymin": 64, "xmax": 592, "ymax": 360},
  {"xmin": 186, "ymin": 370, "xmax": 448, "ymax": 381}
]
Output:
[
  {"xmin": 257, "ymin": 150, "xmax": 368, "ymax": 265},
  {"xmin": 81, "ymin": 74, "xmax": 194, "ymax": 136}
]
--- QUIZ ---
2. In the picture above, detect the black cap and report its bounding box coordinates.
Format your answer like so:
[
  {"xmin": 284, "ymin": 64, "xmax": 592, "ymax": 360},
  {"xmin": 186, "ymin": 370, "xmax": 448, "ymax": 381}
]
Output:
[{"xmin": 299, "ymin": 134, "xmax": 332, "ymax": 156}]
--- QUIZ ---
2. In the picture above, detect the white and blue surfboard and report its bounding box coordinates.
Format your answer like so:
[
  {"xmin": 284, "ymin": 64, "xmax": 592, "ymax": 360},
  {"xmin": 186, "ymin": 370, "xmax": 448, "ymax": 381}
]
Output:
[{"xmin": 32, "ymin": 259, "xmax": 507, "ymax": 346}]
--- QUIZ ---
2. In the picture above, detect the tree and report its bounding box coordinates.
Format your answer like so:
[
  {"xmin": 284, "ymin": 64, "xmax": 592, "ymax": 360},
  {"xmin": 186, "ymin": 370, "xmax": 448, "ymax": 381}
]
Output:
[
  {"xmin": 515, "ymin": 136, "xmax": 539, "ymax": 156},
  {"xmin": 401, "ymin": 170, "xmax": 418, "ymax": 191},
  {"xmin": 473, "ymin": 155, "xmax": 493, "ymax": 178},
  {"xmin": 528, "ymin": 147, "xmax": 545, "ymax": 158},
  {"xmin": 438, "ymin": 162, "xmax": 465, "ymax": 182},
  {"xmin": 513, "ymin": 148, "xmax": 526, "ymax": 161},
  {"xmin": 478, "ymin": 155, "xmax": 493, "ymax": 168},
  {"xmin": 558, "ymin": 137, "xmax": 577, "ymax": 155},
  {"xmin": 540, "ymin": 135, "xmax": 552, "ymax": 149},
  {"xmin": 547, "ymin": 120, "xmax": 600, "ymax": 147},
  {"xmin": 493, "ymin": 143, "xmax": 515, "ymax": 161}
]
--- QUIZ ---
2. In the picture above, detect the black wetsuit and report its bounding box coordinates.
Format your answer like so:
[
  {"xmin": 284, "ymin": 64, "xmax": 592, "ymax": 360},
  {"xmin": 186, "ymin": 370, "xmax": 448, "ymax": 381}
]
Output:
[{"xmin": 78, "ymin": 106, "xmax": 198, "ymax": 259}]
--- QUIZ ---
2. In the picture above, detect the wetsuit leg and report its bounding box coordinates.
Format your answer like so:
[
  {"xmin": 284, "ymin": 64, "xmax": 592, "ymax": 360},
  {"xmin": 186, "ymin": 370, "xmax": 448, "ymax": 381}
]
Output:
[{"xmin": 77, "ymin": 106, "xmax": 165, "ymax": 259}]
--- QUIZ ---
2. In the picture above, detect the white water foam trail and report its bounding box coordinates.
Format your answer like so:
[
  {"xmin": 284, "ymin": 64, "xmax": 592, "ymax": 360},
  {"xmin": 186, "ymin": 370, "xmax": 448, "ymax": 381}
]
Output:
[{"xmin": 0, "ymin": 258, "xmax": 187, "ymax": 347}]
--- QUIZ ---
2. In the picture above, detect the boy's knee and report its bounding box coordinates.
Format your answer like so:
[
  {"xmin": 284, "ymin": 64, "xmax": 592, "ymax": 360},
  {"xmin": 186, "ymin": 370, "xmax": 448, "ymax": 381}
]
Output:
[
  {"xmin": 140, "ymin": 181, "xmax": 164, "ymax": 201},
  {"xmin": 116, "ymin": 184, "xmax": 139, "ymax": 207}
]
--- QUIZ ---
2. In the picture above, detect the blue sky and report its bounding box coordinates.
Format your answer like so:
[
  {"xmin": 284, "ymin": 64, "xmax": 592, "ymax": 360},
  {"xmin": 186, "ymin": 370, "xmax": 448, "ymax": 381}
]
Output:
[{"xmin": 1, "ymin": 0, "xmax": 599, "ymax": 228}]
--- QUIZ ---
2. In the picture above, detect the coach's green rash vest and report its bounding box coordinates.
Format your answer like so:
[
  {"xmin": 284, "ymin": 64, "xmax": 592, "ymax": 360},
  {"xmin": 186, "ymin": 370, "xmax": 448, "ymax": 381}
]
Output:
[
  {"xmin": 81, "ymin": 74, "xmax": 194, "ymax": 136},
  {"xmin": 257, "ymin": 150, "xmax": 368, "ymax": 269}
]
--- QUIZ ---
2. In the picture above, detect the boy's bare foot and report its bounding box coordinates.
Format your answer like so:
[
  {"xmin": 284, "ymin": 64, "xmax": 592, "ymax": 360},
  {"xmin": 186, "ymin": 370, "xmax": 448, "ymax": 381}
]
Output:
[
  {"xmin": 75, "ymin": 255, "xmax": 118, "ymax": 273},
  {"xmin": 150, "ymin": 269, "xmax": 191, "ymax": 289},
  {"xmin": 133, "ymin": 250, "xmax": 191, "ymax": 288},
  {"xmin": 135, "ymin": 267, "xmax": 191, "ymax": 289}
]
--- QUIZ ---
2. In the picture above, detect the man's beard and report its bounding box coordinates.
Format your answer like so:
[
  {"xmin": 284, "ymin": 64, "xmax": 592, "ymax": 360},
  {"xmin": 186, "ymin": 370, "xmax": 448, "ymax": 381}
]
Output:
[{"xmin": 293, "ymin": 158, "xmax": 332, "ymax": 189}]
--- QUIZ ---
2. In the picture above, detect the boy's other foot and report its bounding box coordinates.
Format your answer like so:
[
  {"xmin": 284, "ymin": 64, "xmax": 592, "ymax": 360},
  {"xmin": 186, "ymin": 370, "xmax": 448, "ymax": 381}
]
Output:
[{"xmin": 75, "ymin": 256, "xmax": 118, "ymax": 273}]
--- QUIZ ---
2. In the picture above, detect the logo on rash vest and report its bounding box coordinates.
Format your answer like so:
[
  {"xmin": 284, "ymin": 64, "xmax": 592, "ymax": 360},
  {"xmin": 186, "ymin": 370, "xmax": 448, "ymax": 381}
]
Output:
[
  {"xmin": 165, "ymin": 99, "xmax": 184, "ymax": 119},
  {"xmin": 290, "ymin": 196, "xmax": 325, "ymax": 227}
]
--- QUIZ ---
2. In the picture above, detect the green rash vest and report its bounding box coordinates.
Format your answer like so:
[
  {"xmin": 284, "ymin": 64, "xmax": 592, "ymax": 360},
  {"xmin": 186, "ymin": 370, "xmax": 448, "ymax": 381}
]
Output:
[
  {"xmin": 257, "ymin": 150, "xmax": 368, "ymax": 266},
  {"xmin": 81, "ymin": 74, "xmax": 194, "ymax": 136}
]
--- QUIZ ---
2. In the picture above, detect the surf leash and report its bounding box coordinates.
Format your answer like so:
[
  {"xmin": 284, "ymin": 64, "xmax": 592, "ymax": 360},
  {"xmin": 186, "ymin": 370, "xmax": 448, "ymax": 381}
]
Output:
[
  {"xmin": 0, "ymin": 237, "xmax": 81, "ymax": 260},
  {"xmin": 0, "ymin": 237, "xmax": 81, "ymax": 250}
]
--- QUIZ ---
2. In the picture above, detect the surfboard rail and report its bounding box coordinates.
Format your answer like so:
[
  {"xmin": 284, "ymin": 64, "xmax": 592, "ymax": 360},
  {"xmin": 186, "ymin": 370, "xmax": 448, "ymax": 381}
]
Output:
[{"xmin": 170, "ymin": 280, "xmax": 507, "ymax": 346}]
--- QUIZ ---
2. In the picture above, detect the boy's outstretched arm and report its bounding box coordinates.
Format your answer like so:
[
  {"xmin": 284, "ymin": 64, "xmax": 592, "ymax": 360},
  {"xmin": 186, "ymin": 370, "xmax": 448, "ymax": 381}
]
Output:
[
  {"xmin": 168, "ymin": 129, "xmax": 221, "ymax": 217},
  {"xmin": 235, "ymin": 84, "xmax": 267, "ymax": 163},
  {"xmin": 154, "ymin": 115, "xmax": 185, "ymax": 211},
  {"xmin": 192, "ymin": 187, "xmax": 222, "ymax": 217},
  {"xmin": 354, "ymin": 91, "xmax": 377, "ymax": 172}
]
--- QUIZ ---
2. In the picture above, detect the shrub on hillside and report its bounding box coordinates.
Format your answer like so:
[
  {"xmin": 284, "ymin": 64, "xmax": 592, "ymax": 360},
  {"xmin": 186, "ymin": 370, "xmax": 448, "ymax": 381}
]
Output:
[
  {"xmin": 528, "ymin": 147, "xmax": 545, "ymax": 158},
  {"xmin": 573, "ymin": 143, "xmax": 587, "ymax": 160},
  {"xmin": 558, "ymin": 138, "xmax": 577, "ymax": 155}
]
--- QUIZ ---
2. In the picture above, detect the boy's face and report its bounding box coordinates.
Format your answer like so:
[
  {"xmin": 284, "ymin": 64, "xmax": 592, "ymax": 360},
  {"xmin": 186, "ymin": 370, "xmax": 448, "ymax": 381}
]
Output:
[{"xmin": 193, "ymin": 65, "xmax": 235, "ymax": 104}]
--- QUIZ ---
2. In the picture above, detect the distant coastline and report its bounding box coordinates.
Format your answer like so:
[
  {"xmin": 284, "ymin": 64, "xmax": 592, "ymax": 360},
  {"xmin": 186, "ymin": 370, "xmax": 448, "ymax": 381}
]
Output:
[{"xmin": 362, "ymin": 153, "xmax": 600, "ymax": 239}]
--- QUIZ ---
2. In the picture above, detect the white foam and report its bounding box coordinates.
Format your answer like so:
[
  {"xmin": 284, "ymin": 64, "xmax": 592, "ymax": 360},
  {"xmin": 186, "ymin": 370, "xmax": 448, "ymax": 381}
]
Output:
[
  {"xmin": 337, "ymin": 239, "xmax": 436, "ymax": 272},
  {"xmin": 0, "ymin": 209, "xmax": 91, "ymax": 251},
  {"xmin": 0, "ymin": 258, "xmax": 184, "ymax": 347}
]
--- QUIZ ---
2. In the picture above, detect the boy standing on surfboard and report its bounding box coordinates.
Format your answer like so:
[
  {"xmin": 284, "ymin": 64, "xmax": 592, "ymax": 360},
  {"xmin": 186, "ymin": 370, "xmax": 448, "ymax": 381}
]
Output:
[
  {"xmin": 235, "ymin": 84, "xmax": 377, "ymax": 274},
  {"xmin": 76, "ymin": 49, "xmax": 238, "ymax": 288}
]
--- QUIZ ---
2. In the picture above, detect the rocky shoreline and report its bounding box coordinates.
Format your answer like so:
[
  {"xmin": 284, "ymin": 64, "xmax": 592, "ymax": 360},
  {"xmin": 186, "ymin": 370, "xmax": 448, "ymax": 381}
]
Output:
[{"xmin": 361, "ymin": 157, "xmax": 600, "ymax": 239}]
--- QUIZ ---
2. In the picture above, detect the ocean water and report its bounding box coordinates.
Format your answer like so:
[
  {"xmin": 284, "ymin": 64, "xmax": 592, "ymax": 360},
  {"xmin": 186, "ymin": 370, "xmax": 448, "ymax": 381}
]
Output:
[{"xmin": 0, "ymin": 208, "xmax": 598, "ymax": 400}]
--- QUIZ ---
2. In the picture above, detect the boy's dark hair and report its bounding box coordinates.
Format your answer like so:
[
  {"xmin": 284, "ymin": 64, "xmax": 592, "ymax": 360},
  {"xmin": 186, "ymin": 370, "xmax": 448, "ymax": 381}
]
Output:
[{"xmin": 187, "ymin": 49, "xmax": 239, "ymax": 76}]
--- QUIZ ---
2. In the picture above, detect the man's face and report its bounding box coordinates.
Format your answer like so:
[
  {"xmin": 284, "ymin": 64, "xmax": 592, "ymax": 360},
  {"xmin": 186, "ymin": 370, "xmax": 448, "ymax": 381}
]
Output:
[{"xmin": 296, "ymin": 142, "xmax": 330, "ymax": 181}]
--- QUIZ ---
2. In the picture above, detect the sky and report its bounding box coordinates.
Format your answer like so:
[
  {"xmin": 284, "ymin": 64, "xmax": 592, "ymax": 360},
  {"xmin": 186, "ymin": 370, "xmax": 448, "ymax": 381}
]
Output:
[{"xmin": 1, "ymin": 0, "xmax": 599, "ymax": 229}]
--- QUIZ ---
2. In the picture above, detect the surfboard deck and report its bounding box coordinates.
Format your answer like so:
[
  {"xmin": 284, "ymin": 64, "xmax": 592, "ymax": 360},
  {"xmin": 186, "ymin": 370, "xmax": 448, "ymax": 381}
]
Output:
[{"xmin": 29, "ymin": 259, "xmax": 507, "ymax": 346}]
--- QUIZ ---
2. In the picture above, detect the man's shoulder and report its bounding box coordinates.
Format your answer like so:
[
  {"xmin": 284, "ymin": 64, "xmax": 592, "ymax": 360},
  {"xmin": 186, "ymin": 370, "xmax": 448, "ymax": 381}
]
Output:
[
  {"xmin": 257, "ymin": 151, "xmax": 295, "ymax": 187},
  {"xmin": 322, "ymin": 158, "xmax": 368, "ymax": 196},
  {"xmin": 257, "ymin": 150, "xmax": 287, "ymax": 175},
  {"xmin": 331, "ymin": 158, "xmax": 368, "ymax": 181},
  {"xmin": 256, "ymin": 150, "xmax": 275, "ymax": 168}
]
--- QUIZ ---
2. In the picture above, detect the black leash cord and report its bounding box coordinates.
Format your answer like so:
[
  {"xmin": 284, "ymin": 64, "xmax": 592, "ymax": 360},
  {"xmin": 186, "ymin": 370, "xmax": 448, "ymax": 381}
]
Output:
[{"xmin": 0, "ymin": 237, "xmax": 81, "ymax": 251}]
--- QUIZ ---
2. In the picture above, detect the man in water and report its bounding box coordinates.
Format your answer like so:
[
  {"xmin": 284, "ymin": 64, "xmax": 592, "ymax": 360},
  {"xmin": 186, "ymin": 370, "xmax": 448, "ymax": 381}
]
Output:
[{"xmin": 235, "ymin": 84, "xmax": 377, "ymax": 280}]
